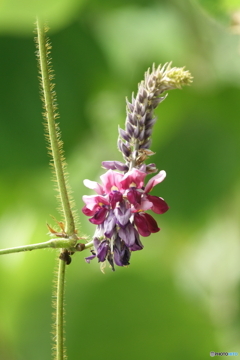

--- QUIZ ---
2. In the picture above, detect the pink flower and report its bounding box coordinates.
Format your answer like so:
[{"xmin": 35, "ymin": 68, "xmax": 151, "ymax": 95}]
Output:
[
  {"xmin": 100, "ymin": 170, "xmax": 124, "ymax": 194},
  {"xmin": 82, "ymin": 167, "xmax": 169, "ymax": 269},
  {"xmin": 82, "ymin": 195, "xmax": 109, "ymax": 212},
  {"xmin": 82, "ymin": 168, "xmax": 168, "ymax": 222},
  {"xmin": 120, "ymin": 168, "xmax": 146, "ymax": 190},
  {"xmin": 83, "ymin": 169, "xmax": 124, "ymax": 195},
  {"xmin": 126, "ymin": 170, "xmax": 169, "ymax": 215}
]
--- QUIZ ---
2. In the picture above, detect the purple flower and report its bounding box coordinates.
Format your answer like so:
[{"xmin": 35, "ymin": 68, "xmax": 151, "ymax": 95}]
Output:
[
  {"xmin": 85, "ymin": 237, "xmax": 131, "ymax": 271},
  {"xmin": 113, "ymin": 236, "xmax": 131, "ymax": 266},
  {"xmin": 82, "ymin": 167, "xmax": 168, "ymax": 270}
]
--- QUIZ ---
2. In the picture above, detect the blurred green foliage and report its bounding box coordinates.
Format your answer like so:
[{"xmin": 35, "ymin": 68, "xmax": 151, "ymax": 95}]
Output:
[
  {"xmin": 0, "ymin": 0, "xmax": 240, "ymax": 359},
  {"xmin": 196, "ymin": 0, "xmax": 240, "ymax": 26}
]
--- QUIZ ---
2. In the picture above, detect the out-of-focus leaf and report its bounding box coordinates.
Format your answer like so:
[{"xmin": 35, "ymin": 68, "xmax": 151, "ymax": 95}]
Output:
[
  {"xmin": 93, "ymin": 5, "xmax": 190, "ymax": 75},
  {"xmin": 0, "ymin": 0, "xmax": 85, "ymax": 34},
  {"xmin": 195, "ymin": 0, "xmax": 240, "ymax": 29}
]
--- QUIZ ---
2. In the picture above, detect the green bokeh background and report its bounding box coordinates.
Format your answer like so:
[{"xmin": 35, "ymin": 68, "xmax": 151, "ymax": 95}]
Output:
[{"xmin": 0, "ymin": 0, "xmax": 240, "ymax": 359}]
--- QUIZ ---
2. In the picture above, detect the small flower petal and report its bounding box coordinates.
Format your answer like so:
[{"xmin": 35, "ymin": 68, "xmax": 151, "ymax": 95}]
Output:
[
  {"xmin": 118, "ymin": 222, "xmax": 136, "ymax": 247},
  {"xmin": 134, "ymin": 212, "xmax": 160, "ymax": 237},
  {"xmin": 114, "ymin": 237, "xmax": 131, "ymax": 266},
  {"xmin": 144, "ymin": 170, "xmax": 166, "ymax": 193},
  {"xmin": 89, "ymin": 207, "xmax": 108, "ymax": 225},
  {"xmin": 85, "ymin": 254, "xmax": 96, "ymax": 263},
  {"xmin": 102, "ymin": 161, "xmax": 128, "ymax": 172},
  {"xmin": 103, "ymin": 210, "xmax": 117, "ymax": 238},
  {"xmin": 82, "ymin": 205, "xmax": 97, "ymax": 217},
  {"xmin": 127, "ymin": 188, "xmax": 142, "ymax": 206},
  {"xmin": 96, "ymin": 240, "xmax": 110, "ymax": 262},
  {"xmin": 83, "ymin": 179, "xmax": 104, "ymax": 195},
  {"xmin": 134, "ymin": 213, "xmax": 151, "ymax": 237},
  {"xmin": 114, "ymin": 202, "xmax": 131, "ymax": 226},
  {"xmin": 133, "ymin": 194, "xmax": 153, "ymax": 212},
  {"xmin": 143, "ymin": 213, "xmax": 160, "ymax": 233},
  {"xmin": 130, "ymin": 229, "xmax": 144, "ymax": 251},
  {"xmin": 120, "ymin": 168, "xmax": 146, "ymax": 189},
  {"xmin": 146, "ymin": 195, "xmax": 169, "ymax": 214},
  {"xmin": 82, "ymin": 195, "xmax": 109, "ymax": 211},
  {"xmin": 100, "ymin": 169, "xmax": 123, "ymax": 193},
  {"xmin": 109, "ymin": 191, "xmax": 123, "ymax": 209}
]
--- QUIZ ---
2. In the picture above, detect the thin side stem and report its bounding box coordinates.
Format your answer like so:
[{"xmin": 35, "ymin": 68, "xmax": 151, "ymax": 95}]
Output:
[
  {"xmin": 0, "ymin": 239, "xmax": 94, "ymax": 256},
  {"xmin": 35, "ymin": 18, "xmax": 76, "ymax": 237},
  {"xmin": 55, "ymin": 257, "xmax": 66, "ymax": 360}
]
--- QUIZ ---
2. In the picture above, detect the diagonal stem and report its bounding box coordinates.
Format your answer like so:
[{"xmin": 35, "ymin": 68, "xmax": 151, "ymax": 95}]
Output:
[{"xmin": 35, "ymin": 18, "xmax": 76, "ymax": 238}]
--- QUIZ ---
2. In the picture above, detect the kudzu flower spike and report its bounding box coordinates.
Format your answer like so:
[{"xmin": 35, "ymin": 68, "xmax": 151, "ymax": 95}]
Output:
[{"xmin": 82, "ymin": 63, "xmax": 192, "ymax": 271}]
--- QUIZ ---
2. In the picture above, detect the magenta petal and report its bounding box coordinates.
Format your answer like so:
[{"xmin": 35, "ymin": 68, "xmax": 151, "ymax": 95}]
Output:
[
  {"xmin": 109, "ymin": 191, "xmax": 123, "ymax": 209},
  {"xmin": 134, "ymin": 213, "xmax": 151, "ymax": 237},
  {"xmin": 134, "ymin": 213, "xmax": 160, "ymax": 236},
  {"xmin": 127, "ymin": 188, "xmax": 142, "ymax": 206},
  {"xmin": 82, "ymin": 195, "xmax": 109, "ymax": 211},
  {"xmin": 144, "ymin": 170, "xmax": 166, "ymax": 193},
  {"xmin": 143, "ymin": 213, "xmax": 160, "ymax": 233},
  {"xmin": 134, "ymin": 194, "xmax": 153, "ymax": 212},
  {"xmin": 120, "ymin": 168, "xmax": 146, "ymax": 190},
  {"xmin": 82, "ymin": 205, "xmax": 97, "ymax": 216},
  {"xmin": 146, "ymin": 195, "xmax": 169, "ymax": 214},
  {"xmin": 89, "ymin": 207, "xmax": 108, "ymax": 225}
]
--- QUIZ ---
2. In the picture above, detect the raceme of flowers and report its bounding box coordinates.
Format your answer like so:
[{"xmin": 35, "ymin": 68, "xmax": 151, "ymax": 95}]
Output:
[
  {"xmin": 82, "ymin": 167, "xmax": 168, "ymax": 271},
  {"xmin": 81, "ymin": 63, "xmax": 192, "ymax": 271}
]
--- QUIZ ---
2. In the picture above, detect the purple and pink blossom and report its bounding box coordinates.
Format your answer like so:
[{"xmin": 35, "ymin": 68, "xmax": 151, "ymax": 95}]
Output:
[{"xmin": 82, "ymin": 167, "xmax": 168, "ymax": 270}]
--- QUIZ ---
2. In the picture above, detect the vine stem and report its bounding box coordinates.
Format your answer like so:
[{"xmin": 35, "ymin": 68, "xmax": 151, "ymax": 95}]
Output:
[
  {"xmin": 35, "ymin": 17, "xmax": 76, "ymax": 238},
  {"xmin": 0, "ymin": 239, "xmax": 93, "ymax": 256},
  {"xmin": 35, "ymin": 18, "xmax": 78, "ymax": 360},
  {"xmin": 55, "ymin": 256, "xmax": 66, "ymax": 360}
]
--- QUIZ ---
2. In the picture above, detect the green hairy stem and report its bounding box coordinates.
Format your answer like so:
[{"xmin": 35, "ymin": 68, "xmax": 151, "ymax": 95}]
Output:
[
  {"xmin": 35, "ymin": 18, "xmax": 78, "ymax": 360},
  {"xmin": 0, "ymin": 239, "xmax": 93, "ymax": 256},
  {"xmin": 54, "ymin": 258, "xmax": 67, "ymax": 360},
  {"xmin": 35, "ymin": 18, "xmax": 77, "ymax": 239}
]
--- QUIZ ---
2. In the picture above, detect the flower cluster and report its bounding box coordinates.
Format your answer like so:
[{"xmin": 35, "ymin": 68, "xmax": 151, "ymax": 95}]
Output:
[
  {"xmin": 82, "ymin": 63, "xmax": 192, "ymax": 271},
  {"xmin": 82, "ymin": 167, "xmax": 168, "ymax": 271}
]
